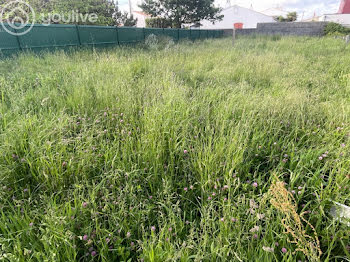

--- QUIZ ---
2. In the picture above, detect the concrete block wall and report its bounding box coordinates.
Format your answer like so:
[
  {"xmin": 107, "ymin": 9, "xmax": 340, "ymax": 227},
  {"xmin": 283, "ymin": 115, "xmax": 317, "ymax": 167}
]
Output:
[
  {"xmin": 224, "ymin": 22, "xmax": 329, "ymax": 37},
  {"xmin": 235, "ymin": 29, "xmax": 257, "ymax": 36},
  {"xmin": 257, "ymin": 22, "xmax": 329, "ymax": 36}
]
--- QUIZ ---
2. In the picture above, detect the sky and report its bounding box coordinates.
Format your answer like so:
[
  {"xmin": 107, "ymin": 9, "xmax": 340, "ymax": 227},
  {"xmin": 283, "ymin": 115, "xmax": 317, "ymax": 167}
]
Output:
[{"xmin": 118, "ymin": 0, "xmax": 341, "ymax": 20}]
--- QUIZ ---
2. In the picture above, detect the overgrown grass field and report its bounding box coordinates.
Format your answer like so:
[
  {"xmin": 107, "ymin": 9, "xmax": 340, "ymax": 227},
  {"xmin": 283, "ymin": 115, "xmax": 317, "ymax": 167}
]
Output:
[{"xmin": 0, "ymin": 37, "xmax": 349, "ymax": 261}]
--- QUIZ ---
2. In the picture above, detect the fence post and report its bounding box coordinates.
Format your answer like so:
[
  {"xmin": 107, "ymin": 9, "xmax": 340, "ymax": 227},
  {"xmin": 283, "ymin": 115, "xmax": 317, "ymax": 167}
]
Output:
[
  {"xmin": 75, "ymin": 25, "xmax": 82, "ymax": 47},
  {"xmin": 13, "ymin": 28, "xmax": 22, "ymax": 51},
  {"xmin": 346, "ymin": 35, "xmax": 350, "ymax": 45},
  {"xmin": 232, "ymin": 28, "xmax": 236, "ymax": 46},
  {"xmin": 116, "ymin": 27, "xmax": 120, "ymax": 45}
]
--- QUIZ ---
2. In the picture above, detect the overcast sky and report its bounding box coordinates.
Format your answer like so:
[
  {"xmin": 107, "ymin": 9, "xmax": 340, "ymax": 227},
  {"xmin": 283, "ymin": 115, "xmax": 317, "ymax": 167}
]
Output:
[{"xmin": 118, "ymin": 0, "xmax": 341, "ymax": 20}]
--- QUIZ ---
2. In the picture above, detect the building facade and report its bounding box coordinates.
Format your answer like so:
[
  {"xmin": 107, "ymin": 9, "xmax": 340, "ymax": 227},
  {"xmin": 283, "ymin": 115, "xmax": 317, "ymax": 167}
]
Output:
[{"xmin": 200, "ymin": 5, "xmax": 276, "ymax": 29}]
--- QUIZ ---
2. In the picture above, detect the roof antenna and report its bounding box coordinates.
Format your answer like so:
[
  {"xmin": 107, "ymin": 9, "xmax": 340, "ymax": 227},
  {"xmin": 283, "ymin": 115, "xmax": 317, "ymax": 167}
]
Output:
[
  {"xmin": 226, "ymin": 0, "xmax": 231, "ymax": 8},
  {"xmin": 129, "ymin": 0, "xmax": 133, "ymax": 14}
]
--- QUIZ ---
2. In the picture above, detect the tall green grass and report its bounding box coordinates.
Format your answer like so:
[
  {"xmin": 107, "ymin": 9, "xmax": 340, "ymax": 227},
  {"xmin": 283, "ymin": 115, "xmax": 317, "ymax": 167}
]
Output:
[{"xmin": 0, "ymin": 36, "xmax": 349, "ymax": 261}]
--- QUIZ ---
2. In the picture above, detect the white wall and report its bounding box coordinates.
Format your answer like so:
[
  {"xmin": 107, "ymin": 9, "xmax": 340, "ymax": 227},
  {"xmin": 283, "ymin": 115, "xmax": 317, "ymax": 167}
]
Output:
[
  {"xmin": 320, "ymin": 14, "xmax": 350, "ymax": 27},
  {"xmin": 200, "ymin": 5, "xmax": 276, "ymax": 29},
  {"xmin": 132, "ymin": 12, "xmax": 149, "ymax": 28}
]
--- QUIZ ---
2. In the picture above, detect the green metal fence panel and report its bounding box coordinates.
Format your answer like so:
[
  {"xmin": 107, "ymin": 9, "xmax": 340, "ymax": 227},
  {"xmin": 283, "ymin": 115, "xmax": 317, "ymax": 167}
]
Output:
[
  {"xmin": 178, "ymin": 29, "xmax": 191, "ymax": 40},
  {"xmin": 200, "ymin": 30, "xmax": 208, "ymax": 39},
  {"xmin": 144, "ymin": 28, "xmax": 163, "ymax": 37},
  {"xmin": 214, "ymin": 30, "xmax": 220, "ymax": 38},
  {"xmin": 190, "ymin": 29, "xmax": 200, "ymax": 40},
  {"xmin": 0, "ymin": 24, "xmax": 21, "ymax": 56},
  {"xmin": 118, "ymin": 27, "xmax": 144, "ymax": 44},
  {"xmin": 163, "ymin": 28, "xmax": 179, "ymax": 41},
  {"xmin": 17, "ymin": 24, "xmax": 79, "ymax": 50},
  {"xmin": 78, "ymin": 25, "xmax": 118, "ymax": 46},
  {"xmin": 0, "ymin": 24, "xmax": 224, "ymax": 57}
]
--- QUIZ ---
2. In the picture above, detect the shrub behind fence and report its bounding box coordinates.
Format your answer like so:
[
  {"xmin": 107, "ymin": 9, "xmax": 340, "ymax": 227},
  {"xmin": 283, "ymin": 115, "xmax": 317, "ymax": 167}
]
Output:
[{"xmin": 0, "ymin": 24, "xmax": 224, "ymax": 56}]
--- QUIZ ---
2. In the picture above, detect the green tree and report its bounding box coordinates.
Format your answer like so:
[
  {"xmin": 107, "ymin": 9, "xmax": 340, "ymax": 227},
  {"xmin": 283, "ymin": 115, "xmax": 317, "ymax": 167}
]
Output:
[
  {"xmin": 113, "ymin": 3, "xmax": 138, "ymax": 27},
  {"xmin": 0, "ymin": 0, "xmax": 137, "ymax": 26},
  {"xmin": 145, "ymin": 17, "xmax": 172, "ymax": 28},
  {"xmin": 139, "ymin": 0, "xmax": 223, "ymax": 28},
  {"xmin": 39, "ymin": 0, "xmax": 118, "ymax": 25},
  {"xmin": 275, "ymin": 12, "xmax": 298, "ymax": 22}
]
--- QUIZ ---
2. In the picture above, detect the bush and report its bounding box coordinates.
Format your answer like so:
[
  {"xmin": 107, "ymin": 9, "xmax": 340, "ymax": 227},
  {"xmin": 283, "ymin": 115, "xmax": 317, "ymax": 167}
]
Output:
[
  {"xmin": 324, "ymin": 22, "xmax": 350, "ymax": 35},
  {"xmin": 144, "ymin": 34, "xmax": 175, "ymax": 50},
  {"xmin": 145, "ymin": 17, "xmax": 173, "ymax": 28}
]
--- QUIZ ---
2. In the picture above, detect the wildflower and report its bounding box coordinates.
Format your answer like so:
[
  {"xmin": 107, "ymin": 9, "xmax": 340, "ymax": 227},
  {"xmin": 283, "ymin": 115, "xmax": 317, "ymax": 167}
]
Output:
[
  {"xmin": 220, "ymin": 218, "xmax": 224, "ymax": 222},
  {"xmin": 212, "ymin": 192, "xmax": 216, "ymax": 196},
  {"xmin": 168, "ymin": 227, "xmax": 172, "ymax": 232},
  {"xmin": 250, "ymin": 226, "xmax": 260, "ymax": 233},
  {"xmin": 106, "ymin": 238, "xmax": 110, "ymax": 243},
  {"xmin": 208, "ymin": 196, "xmax": 212, "ymax": 200},
  {"xmin": 120, "ymin": 119, "xmax": 124, "ymax": 123},
  {"xmin": 319, "ymin": 156, "xmax": 323, "ymax": 160},
  {"xmin": 24, "ymin": 188, "xmax": 28, "ymax": 192},
  {"xmin": 250, "ymin": 199, "xmax": 259, "ymax": 209},
  {"xmin": 281, "ymin": 248, "xmax": 287, "ymax": 253},
  {"xmin": 104, "ymin": 112, "xmax": 107, "ymax": 117},
  {"xmin": 149, "ymin": 196, "xmax": 153, "ymax": 199},
  {"xmin": 184, "ymin": 187, "xmax": 188, "ymax": 192},
  {"xmin": 231, "ymin": 218, "xmax": 237, "ymax": 222},
  {"xmin": 252, "ymin": 182, "xmax": 258, "ymax": 188},
  {"xmin": 29, "ymin": 222, "xmax": 33, "ymax": 227},
  {"xmin": 82, "ymin": 202, "xmax": 88, "ymax": 208},
  {"xmin": 298, "ymin": 186, "xmax": 303, "ymax": 190},
  {"xmin": 275, "ymin": 242, "xmax": 279, "ymax": 246},
  {"xmin": 263, "ymin": 246, "xmax": 275, "ymax": 253},
  {"xmin": 223, "ymin": 185, "xmax": 229, "ymax": 190},
  {"xmin": 151, "ymin": 226, "xmax": 156, "ymax": 232},
  {"xmin": 341, "ymin": 143, "xmax": 346, "ymax": 147},
  {"xmin": 253, "ymin": 234, "xmax": 258, "ymax": 239},
  {"xmin": 91, "ymin": 251, "xmax": 97, "ymax": 257},
  {"xmin": 62, "ymin": 161, "xmax": 67, "ymax": 167},
  {"xmin": 190, "ymin": 185, "xmax": 194, "ymax": 190},
  {"xmin": 126, "ymin": 232, "xmax": 131, "ymax": 238},
  {"xmin": 184, "ymin": 150, "xmax": 188, "ymax": 154},
  {"xmin": 224, "ymin": 198, "xmax": 228, "ymax": 201},
  {"xmin": 131, "ymin": 242, "xmax": 135, "ymax": 247},
  {"xmin": 83, "ymin": 235, "xmax": 88, "ymax": 241},
  {"xmin": 257, "ymin": 213, "xmax": 265, "ymax": 220}
]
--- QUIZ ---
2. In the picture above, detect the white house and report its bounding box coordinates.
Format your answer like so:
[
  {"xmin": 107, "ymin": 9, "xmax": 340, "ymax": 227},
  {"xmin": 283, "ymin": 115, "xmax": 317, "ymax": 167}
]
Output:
[
  {"xmin": 132, "ymin": 11, "xmax": 151, "ymax": 28},
  {"xmin": 318, "ymin": 14, "xmax": 350, "ymax": 27},
  {"xmin": 318, "ymin": 0, "xmax": 350, "ymax": 27},
  {"xmin": 200, "ymin": 5, "xmax": 276, "ymax": 29}
]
